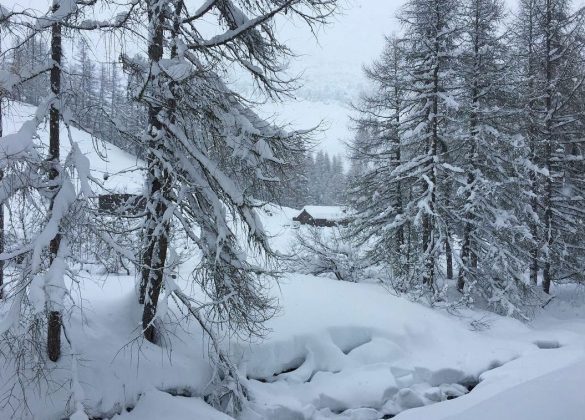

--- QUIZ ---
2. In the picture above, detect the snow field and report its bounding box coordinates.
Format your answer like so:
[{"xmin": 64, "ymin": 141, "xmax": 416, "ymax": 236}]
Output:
[
  {"xmin": 235, "ymin": 275, "xmax": 585, "ymax": 419},
  {"xmin": 1, "ymin": 104, "xmax": 585, "ymax": 419}
]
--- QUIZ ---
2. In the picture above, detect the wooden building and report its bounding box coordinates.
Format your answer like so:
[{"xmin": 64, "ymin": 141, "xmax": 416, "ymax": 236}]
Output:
[{"xmin": 292, "ymin": 207, "xmax": 349, "ymax": 227}]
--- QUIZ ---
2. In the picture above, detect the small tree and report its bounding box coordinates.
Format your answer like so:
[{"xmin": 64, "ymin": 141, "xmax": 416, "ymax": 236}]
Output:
[
  {"xmin": 348, "ymin": 37, "xmax": 413, "ymax": 285},
  {"xmin": 292, "ymin": 226, "xmax": 364, "ymax": 282}
]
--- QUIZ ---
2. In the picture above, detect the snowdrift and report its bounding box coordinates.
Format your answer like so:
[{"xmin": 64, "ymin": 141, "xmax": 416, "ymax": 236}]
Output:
[{"xmin": 1, "ymin": 103, "xmax": 584, "ymax": 419}]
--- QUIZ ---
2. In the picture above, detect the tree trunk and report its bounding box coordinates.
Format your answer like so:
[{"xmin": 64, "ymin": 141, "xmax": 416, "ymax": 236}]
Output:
[
  {"xmin": 457, "ymin": 230, "xmax": 469, "ymax": 292},
  {"xmin": 423, "ymin": 22, "xmax": 440, "ymax": 288},
  {"xmin": 444, "ymin": 181, "xmax": 454, "ymax": 281},
  {"xmin": 393, "ymin": 63, "xmax": 405, "ymax": 252},
  {"xmin": 0, "ymin": 26, "xmax": 4, "ymax": 299},
  {"xmin": 445, "ymin": 231, "xmax": 453, "ymax": 280},
  {"xmin": 458, "ymin": 5, "xmax": 482, "ymax": 292},
  {"xmin": 139, "ymin": 235, "xmax": 156, "ymax": 304},
  {"xmin": 47, "ymin": 15, "xmax": 62, "ymax": 363},
  {"xmin": 141, "ymin": 0, "xmax": 171, "ymax": 343},
  {"xmin": 527, "ymin": 1, "xmax": 539, "ymax": 287},
  {"xmin": 530, "ymin": 216, "xmax": 538, "ymax": 285},
  {"xmin": 542, "ymin": 0, "xmax": 553, "ymax": 295}
]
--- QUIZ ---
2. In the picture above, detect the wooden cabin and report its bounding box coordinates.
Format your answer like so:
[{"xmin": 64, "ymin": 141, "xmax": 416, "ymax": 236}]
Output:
[{"xmin": 292, "ymin": 207, "xmax": 349, "ymax": 227}]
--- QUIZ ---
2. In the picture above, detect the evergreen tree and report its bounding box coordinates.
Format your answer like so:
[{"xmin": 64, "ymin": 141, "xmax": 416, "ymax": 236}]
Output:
[
  {"xmin": 454, "ymin": 0, "xmax": 534, "ymax": 316},
  {"xmin": 9, "ymin": 32, "xmax": 50, "ymax": 105},
  {"xmin": 348, "ymin": 37, "xmax": 412, "ymax": 282},
  {"xmin": 512, "ymin": 0, "xmax": 585, "ymax": 293},
  {"xmin": 70, "ymin": 37, "xmax": 97, "ymax": 130},
  {"xmin": 395, "ymin": 0, "xmax": 461, "ymax": 294}
]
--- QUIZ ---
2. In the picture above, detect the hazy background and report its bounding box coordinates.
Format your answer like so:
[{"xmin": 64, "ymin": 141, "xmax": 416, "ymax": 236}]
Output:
[{"xmin": 9, "ymin": 0, "xmax": 567, "ymax": 160}]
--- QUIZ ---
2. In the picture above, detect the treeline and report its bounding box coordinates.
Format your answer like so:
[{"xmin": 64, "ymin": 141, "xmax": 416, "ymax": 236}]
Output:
[
  {"xmin": 6, "ymin": 35, "xmax": 147, "ymax": 158},
  {"xmin": 283, "ymin": 151, "xmax": 346, "ymax": 208},
  {"xmin": 347, "ymin": 0, "xmax": 585, "ymax": 316},
  {"xmin": 5, "ymin": 35, "xmax": 346, "ymax": 210}
]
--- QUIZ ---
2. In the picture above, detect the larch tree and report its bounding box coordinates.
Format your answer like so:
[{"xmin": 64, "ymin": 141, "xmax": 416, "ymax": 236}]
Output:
[
  {"xmin": 396, "ymin": 0, "xmax": 460, "ymax": 295},
  {"xmin": 106, "ymin": 0, "xmax": 339, "ymax": 412},
  {"xmin": 0, "ymin": 0, "xmax": 139, "ymax": 369},
  {"xmin": 538, "ymin": 0, "xmax": 585, "ymax": 293},
  {"xmin": 511, "ymin": 0, "xmax": 542, "ymax": 286},
  {"xmin": 512, "ymin": 0, "xmax": 585, "ymax": 294},
  {"xmin": 454, "ymin": 0, "xmax": 534, "ymax": 316},
  {"xmin": 348, "ymin": 36, "xmax": 412, "ymax": 284}
]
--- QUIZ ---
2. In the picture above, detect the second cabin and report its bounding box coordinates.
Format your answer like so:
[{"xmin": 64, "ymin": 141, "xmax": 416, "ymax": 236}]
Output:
[{"xmin": 292, "ymin": 206, "xmax": 349, "ymax": 227}]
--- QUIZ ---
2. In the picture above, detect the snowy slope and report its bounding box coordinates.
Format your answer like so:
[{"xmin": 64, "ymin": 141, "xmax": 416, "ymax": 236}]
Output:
[
  {"xmin": 395, "ymin": 293, "xmax": 585, "ymax": 420},
  {"xmin": 244, "ymin": 205, "xmax": 585, "ymax": 420},
  {"xmin": 1, "ymin": 103, "xmax": 219, "ymax": 419},
  {"xmin": 236, "ymin": 275, "xmax": 585, "ymax": 420},
  {"xmin": 2, "ymin": 102, "xmax": 144, "ymax": 194},
  {"xmin": 2, "ymin": 105, "xmax": 585, "ymax": 419}
]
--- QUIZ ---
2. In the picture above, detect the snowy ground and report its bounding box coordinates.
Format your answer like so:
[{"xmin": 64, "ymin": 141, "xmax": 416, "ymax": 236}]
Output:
[
  {"xmin": 1, "ymin": 106, "xmax": 585, "ymax": 419},
  {"xmin": 1, "ymin": 102, "xmax": 144, "ymax": 194},
  {"xmin": 4, "ymin": 205, "xmax": 585, "ymax": 420}
]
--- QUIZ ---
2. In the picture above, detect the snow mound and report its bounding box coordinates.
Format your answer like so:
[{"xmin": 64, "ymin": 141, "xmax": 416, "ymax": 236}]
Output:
[
  {"xmin": 236, "ymin": 274, "xmax": 566, "ymax": 419},
  {"xmin": 112, "ymin": 389, "xmax": 231, "ymax": 420}
]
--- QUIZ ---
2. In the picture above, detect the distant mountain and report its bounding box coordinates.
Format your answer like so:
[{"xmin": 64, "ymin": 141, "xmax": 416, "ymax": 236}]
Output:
[{"xmin": 230, "ymin": 0, "xmax": 405, "ymax": 162}]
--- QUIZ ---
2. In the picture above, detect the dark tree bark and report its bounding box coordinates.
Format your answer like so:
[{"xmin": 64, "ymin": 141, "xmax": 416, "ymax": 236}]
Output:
[
  {"xmin": 0, "ymin": 93, "xmax": 3, "ymax": 301},
  {"xmin": 542, "ymin": 0, "xmax": 553, "ymax": 295},
  {"xmin": 0, "ymin": 27, "xmax": 4, "ymax": 300},
  {"xmin": 526, "ymin": 0, "xmax": 539, "ymax": 287},
  {"xmin": 47, "ymin": 11, "xmax": 62, "ymax": 363},
  {"xmin": 141, "ymin": 0, "xmax": 172, "ymax": 343},
  {"xmin": 423, "ymin": 20, "xmax": 440, "ymax": 288},
  {"xmin": 458, "ymin": 18, "xmax": 480, "ymax": 291}
]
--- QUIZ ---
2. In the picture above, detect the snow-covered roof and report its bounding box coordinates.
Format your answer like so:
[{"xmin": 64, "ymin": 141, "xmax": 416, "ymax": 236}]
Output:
[{"xmin": 300, "ymin": 206, "xmax": 347, "ymax": 220}]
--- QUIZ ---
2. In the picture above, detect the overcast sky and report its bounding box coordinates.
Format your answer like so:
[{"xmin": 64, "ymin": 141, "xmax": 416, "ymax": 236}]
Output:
[
  {"xmin": 8, "ymin": 0, "xmax": 562, "ymax": 160},
  {"xmin": 278, "ymin": 0, "xmax": 403, "ymax": 82},
  {"xmin": 259, "ymin": 0, "xmax": 405, "ymax": 160}
]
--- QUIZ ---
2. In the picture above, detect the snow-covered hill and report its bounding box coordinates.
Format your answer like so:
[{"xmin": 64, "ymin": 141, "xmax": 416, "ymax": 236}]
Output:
[
  {"xmin": 1, "ymin": 105, "xmax": 585, "ymax": 420},
  {"xmin": 2, "ymin": 102, "xmax": 144, "ymax": 194}
]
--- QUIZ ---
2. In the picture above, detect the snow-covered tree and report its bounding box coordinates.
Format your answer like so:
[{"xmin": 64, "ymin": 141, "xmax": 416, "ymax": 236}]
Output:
[
  {"xmin": 0, "ymin": 0, "xmax": 139, "ymax": 368},
  {"xmin": 307, "ymin": 151, "xmax": 346, "ymax": 205},
  {"xmin": 110, "ymin": 0, "xmax": 339, "ymax": 412},
  {"xmin": 511, "ymin": 0, "xmax": 585, "ymax": 293},
  {"xmin": 394, "ymin": 0, "xmax": 461, "ymax": 295},
  {"xmin": 453, "ymin": 0, "xmax": 535, "ymax": 316},
  {"xmin": 7, "ymin": 31, "xmax": 50, "ymax": 105},
  {"xmin": 68, "ymin": 38, "xmax": 97, "ymax": 130},
  {"xmin": 292, "ymin": 226, "xmax": 364, "ymax": 282},
  {"xmin": 348, "ymin": 36, "xmax": 412, "ymax": 283}
]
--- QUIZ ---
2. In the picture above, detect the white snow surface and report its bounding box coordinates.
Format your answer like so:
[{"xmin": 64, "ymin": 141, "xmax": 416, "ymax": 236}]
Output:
[
  {"xmin": 1, "ymin": 108, "xmax": 585, "ymax": 419},
  {"xmin": 2, "ymin": 102, "xmax": 144, "ymax": 194},
  {"xmin": 235, "ymin": 273, "xmax": 585, "ymax": 420}
]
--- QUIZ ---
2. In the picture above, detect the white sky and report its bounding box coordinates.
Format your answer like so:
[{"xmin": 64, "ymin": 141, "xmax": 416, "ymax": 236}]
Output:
[{"xmin": 262, "ymin": 0, "xmax": 405, "ymax": 160}]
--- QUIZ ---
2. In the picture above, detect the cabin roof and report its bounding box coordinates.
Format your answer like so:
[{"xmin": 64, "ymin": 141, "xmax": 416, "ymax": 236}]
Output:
[{"xmin": 299, "ymin": 206, "xmax": 347, "ymax": 221}]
